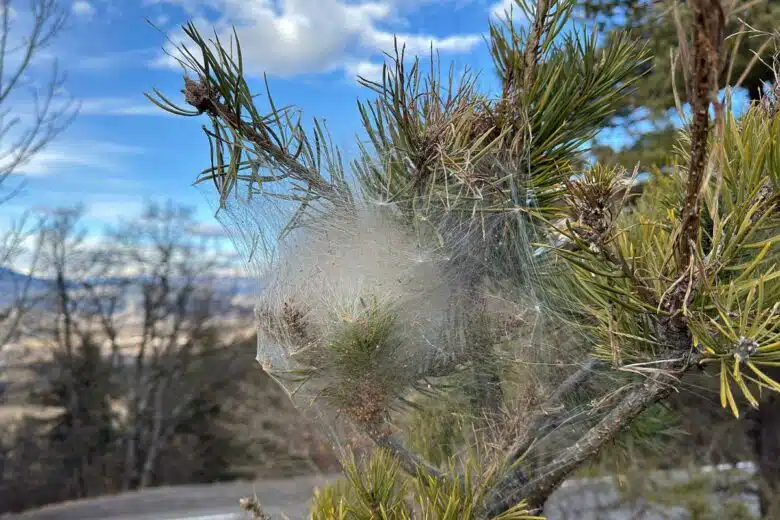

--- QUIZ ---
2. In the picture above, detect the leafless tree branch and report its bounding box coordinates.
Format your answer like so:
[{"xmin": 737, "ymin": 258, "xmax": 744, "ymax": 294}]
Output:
[{"xmin": 0, "ymin": 0, "xmax": 78, "ymax": 196}]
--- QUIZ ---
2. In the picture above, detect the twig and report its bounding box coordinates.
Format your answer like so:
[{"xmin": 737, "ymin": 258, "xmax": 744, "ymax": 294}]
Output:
[
  {"xmin": 239, "ymin": 495, "xmax": 272, "ymax": 520},
  {"xmin": 522, "ymin": 0, "xmax": 552, "ymax": 91},
  {"xmin": 506, "ymin": 358, "xmax": 607, "ymax": 464}
]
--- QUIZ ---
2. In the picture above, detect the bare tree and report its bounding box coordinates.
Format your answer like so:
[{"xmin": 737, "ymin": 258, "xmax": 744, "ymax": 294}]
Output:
[
  {"xmin": 21, "ymin": 206, "xmax": 117, "ymax": 501},
  {"xmin": 51, "ymin": 201, "xmax": 254, "ymax": 491},
  {"xmin": 98, "ymin": 201, "xmax": 230, "ymax": 489},
  {"xmin": 1, "ymin": 202, "xmax": 279, "ymax": 512},
  {"xmin": 0, "ymin": 0, "xmax": 77, "ymax": 196},
  {"xmin": 0, "ymin": 0, "xmax": 76, "ymax": 366}
]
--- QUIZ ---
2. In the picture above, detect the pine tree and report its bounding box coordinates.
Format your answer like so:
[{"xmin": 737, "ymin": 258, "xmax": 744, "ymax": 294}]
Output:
[
  {"xmin": 147, "ymin": 0, "xmax": 779, "ymax": 516},
  {"xmin": 31, "ymin": 334, "xmax": 119, "ymax": 499}
]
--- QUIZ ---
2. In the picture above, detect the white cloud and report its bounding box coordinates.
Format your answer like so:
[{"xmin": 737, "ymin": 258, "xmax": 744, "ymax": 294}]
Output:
[
  {"xmin": 490, "ymin": 0, "xmax": 512, "ymax": 18},
  {"xmin": 5, "ymin": 141, "xmax": 143, "ymax": 177},
  {"xmin": 362, "ymin": 30, "xmax": 480, "ymax": 55},
  {"xmin": 344, "ymin": 61, "xmax": 384, "ymax": 83},
  {"xmin": 72, "ymin": 0, "xmax": 97, "ymax": 18},
  {"xmin": 489, "ymin": 0, "xmax": 532, "ymax": 23},
  {"xmin": 148, "ymin": 0, "xmax": 483, "ymax": 78}
]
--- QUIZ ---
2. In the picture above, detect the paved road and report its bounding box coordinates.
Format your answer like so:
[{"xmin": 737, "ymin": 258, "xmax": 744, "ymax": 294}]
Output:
[
  {"xmin": 2, "ymin": 464, "xmax": 759, "ymax": 520},
  {"xmin": 1, "ymin": 474, "xmax": 340, "ymax": 520}
]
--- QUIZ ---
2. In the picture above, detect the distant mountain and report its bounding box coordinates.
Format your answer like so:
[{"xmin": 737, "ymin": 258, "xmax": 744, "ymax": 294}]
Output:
[
  {"xmin": 0, "ymin": 267, "xmax": 259, "ymax": 307},
  {"xmin": 0, "ymin": 267, "xmax": 53, "ymax": 300}
]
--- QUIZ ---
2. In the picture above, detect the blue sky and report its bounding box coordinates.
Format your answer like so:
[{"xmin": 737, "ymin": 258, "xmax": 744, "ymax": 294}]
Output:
[
  {"xmin": 2, "ymin": 0, "xmax": 753, "ymax": 264},
  {"xmin": 2, "ymin": 0, "xmax": 525, "ymax": 237}
]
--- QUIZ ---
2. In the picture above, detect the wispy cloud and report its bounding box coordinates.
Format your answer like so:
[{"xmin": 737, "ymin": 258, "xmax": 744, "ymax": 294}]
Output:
[
  {"xmin": 86, "ymin": 199, "xmax": 148, "ymax": 221},
  {"xmin": 76, "ymin": 96, "xmax": 175, "ymax": 117},
  {"xmin": 71, "ymin": 48, "xmax": 159, "ymax": 72},
  {"xmin": 362, "ymin": 30, "xmax": 480, "ymax": 55},
  {"xmin": 191, "ymin": 221, "xmax": 228, "ymax": 238},
  {"xmin": 7, "ymin": 141, "xmax": 143, "ymax": 177},
  {"xmin": 154, "ymin": 13, "xmax": 170, "ymax": 26},
  {"xmin": 72, "ymin": 0, "xmax": 97, "ymax": 18}
]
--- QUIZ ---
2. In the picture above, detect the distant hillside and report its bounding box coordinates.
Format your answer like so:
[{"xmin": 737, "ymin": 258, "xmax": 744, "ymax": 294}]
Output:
[
  {"xmin": 0, "ymin": 267, "xmax": 52, "ymax": 295},
  {"xmin": 0, "ymin": 267, "xmax": 259, "ymax": 308}
]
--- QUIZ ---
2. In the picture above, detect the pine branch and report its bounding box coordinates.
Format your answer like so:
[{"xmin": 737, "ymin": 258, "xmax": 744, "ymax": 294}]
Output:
[
  {"xmin": 487, "ymin": 4, "xmax": 728, "ymax": 513},
  {"xmin": 181, "ymin": 77, "xmax": 345, "ymax": 205},
  {"xmin": 371, "ymin": 432, "xmax": 446, "ymax": 481},
  {"xmin": 486, "ymin": 354, "xmax": 701, "ymax": 515},
  {"xmin": 519, "ymin": 379, "xmax": 672, "ymax": 508}
]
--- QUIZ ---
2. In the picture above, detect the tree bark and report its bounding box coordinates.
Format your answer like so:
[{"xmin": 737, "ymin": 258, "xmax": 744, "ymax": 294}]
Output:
[{"xmin": 138, "ymin": 381, "xmax": 166, "ymax": 489}]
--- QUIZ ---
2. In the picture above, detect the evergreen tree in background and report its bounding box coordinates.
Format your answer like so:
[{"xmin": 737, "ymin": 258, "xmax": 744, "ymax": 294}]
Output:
[
  {"xmin": 32, "ymin": 334, "xmax": 119, "ymax": 500},
  {"xmin": 583, "ymin": 0, "xmax": 780, "ymax": 172}
]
